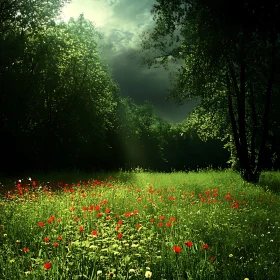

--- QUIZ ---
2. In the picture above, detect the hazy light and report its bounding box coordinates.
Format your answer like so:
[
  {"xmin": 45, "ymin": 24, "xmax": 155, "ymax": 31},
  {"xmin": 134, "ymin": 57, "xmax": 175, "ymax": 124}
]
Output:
[{"xmin": 60, "ymin": 0, "xmax": 113, "ymax": 28}]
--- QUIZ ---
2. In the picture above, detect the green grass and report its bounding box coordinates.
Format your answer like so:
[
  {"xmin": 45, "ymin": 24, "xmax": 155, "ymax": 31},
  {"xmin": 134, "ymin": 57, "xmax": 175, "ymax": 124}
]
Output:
[{"xmin": 0, "ymin": 170, "xmax": 279, "ymax": 279}]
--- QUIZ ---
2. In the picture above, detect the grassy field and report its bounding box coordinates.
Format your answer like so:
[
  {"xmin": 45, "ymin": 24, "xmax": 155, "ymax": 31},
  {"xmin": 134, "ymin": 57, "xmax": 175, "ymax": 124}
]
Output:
[{"xmin": 0, "ymin": 170, "xmax": 279, "ymax": 279}]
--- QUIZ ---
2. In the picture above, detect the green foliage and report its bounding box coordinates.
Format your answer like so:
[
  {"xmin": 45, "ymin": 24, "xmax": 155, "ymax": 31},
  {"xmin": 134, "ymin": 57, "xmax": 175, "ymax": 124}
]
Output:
[
  {"xmin": 0, "ymin": 171, "xmax": 279, "ymax": 279},
  {"xmin": 139, "ymin": 0, "xmax": 280, "ymax": 182}
]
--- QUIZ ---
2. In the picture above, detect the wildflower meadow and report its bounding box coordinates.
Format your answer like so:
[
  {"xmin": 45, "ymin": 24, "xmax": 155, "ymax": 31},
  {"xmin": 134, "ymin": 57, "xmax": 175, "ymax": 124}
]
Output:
[{"xmin": 0, "ymin": 170, "xmax": 279, "ymax": 279}]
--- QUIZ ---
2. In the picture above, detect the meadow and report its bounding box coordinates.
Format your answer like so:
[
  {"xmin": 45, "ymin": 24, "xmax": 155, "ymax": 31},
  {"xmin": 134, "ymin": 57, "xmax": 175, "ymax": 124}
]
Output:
[{"xmin": 0, "ymin": 170, "xmax": 279, "ymax": 280}]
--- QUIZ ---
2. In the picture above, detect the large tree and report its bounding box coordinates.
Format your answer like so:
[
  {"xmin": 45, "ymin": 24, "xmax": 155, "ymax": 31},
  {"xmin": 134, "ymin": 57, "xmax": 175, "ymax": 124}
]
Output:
[{"xmin": 139, "ymin": 0, "xmax": 280, "ymax": 182}]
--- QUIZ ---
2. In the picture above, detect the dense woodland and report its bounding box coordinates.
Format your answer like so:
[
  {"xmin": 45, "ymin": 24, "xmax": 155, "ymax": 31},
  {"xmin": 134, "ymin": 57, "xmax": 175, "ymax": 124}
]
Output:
[{"xmin": 0, "ymin": 0, "xmax": 279, "ymax": 182}]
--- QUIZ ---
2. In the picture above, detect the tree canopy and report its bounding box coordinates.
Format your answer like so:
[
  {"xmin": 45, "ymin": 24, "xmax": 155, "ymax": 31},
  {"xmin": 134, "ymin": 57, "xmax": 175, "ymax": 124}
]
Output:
[{"xmin": 139, "ymin": 0, "xmax": 280, "ymax": 182}]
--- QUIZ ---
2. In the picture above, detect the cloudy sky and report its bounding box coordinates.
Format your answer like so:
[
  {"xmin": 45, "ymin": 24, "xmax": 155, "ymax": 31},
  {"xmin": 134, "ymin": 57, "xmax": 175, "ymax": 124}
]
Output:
[{"xmin": 60, "ymin": 0, "xmax": 197, "ymax": 123}]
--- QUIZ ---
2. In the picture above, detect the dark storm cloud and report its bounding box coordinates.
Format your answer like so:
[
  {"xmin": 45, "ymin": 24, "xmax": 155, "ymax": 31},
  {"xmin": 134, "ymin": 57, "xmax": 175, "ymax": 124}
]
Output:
[{"xmin": 61, "ymin": 0, "xmax": 197, "ymax": 123}]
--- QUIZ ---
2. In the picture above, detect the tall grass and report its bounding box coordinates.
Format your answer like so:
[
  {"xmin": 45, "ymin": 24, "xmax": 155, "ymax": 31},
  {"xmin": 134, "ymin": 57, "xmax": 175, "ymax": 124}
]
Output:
[{"xmin": 0, "ymin": 170, "xmax": 279, "ymax": 279}]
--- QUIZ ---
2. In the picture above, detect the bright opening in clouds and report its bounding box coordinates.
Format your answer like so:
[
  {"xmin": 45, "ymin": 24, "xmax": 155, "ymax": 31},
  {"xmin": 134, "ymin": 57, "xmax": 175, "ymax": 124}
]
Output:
[{"xmin": 60, "ymin": 0, "xmax": 197, "ymax": 123}]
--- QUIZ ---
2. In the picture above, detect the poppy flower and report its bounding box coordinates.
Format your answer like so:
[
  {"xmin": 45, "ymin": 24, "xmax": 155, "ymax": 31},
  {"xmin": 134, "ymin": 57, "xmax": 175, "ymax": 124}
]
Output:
[
  {"xmin": 117, "ymin": 233, "xmax": 123, "ymax": 239},
  {"xmin": 202, "ymin": 243, "xmax": 210, "ymax": 250},
  {"xmin": 136, "ymin": 224, "xmax": 142, "ymax": 229},
  {"xmin": 117, "ymin": 220, "xmax": 123, "ymax": 225},
  {"xmin": 166, "ymin": 222, "xmax": 172, "ymax": 227},
  {"xmin": 185, "ymin": 241, "xmax": 193, "ymax": 247},
  {"xmin": 158, "ymin": 222, "xmax": 163, "ymax": 227},
  {"xmin": 38, "ymin": 222, "xmax": 44, "ymax": 227},
  {"xmin": 44, "ymin": 237, "xmax": 50, "ymax": 242},
  {"xmin": 91, "ymin": 230, "xmax": 98, "ymax": 236},
  {"xmin": 173, "ymin": 246, "xmax": 181, "ymax": 253},
  {"xmin": 159, "ymin": 215, "xmax": 165, "ymax": 220},
  {"xmin": 23, "ymin": 247, "xmax": 29, "ymax": 252},
  {"xmin": 57, "ymin": 236, "xmax": 62, "ymax": 241},
  {"xmin": 44, "ymin": 262, "xmax": 52, "ymax": 269},
  {"xmin": 53, "ymin": 243, "xmax": 58, "ymax": 247},
  {"xmin": 79, "ymin": 226, "xmax": 84, "ymax": 231}
]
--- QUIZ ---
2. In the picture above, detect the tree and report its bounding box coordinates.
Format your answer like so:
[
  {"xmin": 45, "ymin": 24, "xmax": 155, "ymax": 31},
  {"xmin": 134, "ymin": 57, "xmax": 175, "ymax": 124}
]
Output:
[
  {"xmin": 138, "ymin": 0, "xmax": 280, "ymax": 182},
  {"xmin": 0, "ymin": 2, "xmax": 121, "ymax": 173}
]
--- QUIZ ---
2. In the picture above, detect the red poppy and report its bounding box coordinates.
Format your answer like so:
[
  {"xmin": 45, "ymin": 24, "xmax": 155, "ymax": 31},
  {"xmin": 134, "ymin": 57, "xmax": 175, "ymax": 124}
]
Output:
[
  {"xmin": 150, "ymin": 218, "xmax": 155, "ymax": 222},
  {"xmin": 159, "ymin": 215, "xmax": 165, "ymax": 220},
  {"xmin": 91, "ymin": 230, "xmax": 98, "ymax": 236},
  {"xmin": 53, "ymin": 242, "xmax": 58, "ymax": 247},
  {"xmin": 185, "ymin": 241, "xmax": 193, "ymax": 247},
  {"xmin": 202, "ymin": 243, "xmax": 210, "ymax": 250},
  {"xmin": 136, "ymin": 224, "xmax": 142, "ymax": 229},
  {"xmin": 95, "ymin": 205, "xmax": 100, "ymax": 211},
  {"xmin": 169, "ymin": 217, "xmax": 176, "ymax": 222},
  {"xmin": 44, "ymin": 262, "xmax": 52, "ymax": 269},
  {"xmin": 97, "ymin": 213, "xmax": 103, "ymax": 217},
  {"xmin": 23, "ymin": 247, "xmax": 29, "ymax": 252},
  {"xmin": 173, "ymin": 246, "xmax": 181, "ymax": 253},
  {"xmin": 117, "ymin": 233, "xmax": 123, "ymax": 239},
  {"xmin": 44, "ymin": 237, "xmax": 50, "ymax": 242},
  {"xmin": 117, "ymin": 220, "xmax": 123, "ymax": 225},
  {"xmin": 57, "ymin": 236, "xmax": 62, "ymax": 241},
  {"xmin": 38, "ymin": 222, "xmax": 44, "ymax": 227},
  {"xmin": 116, "ymin": 226, "xmax": 121, "ymax": 231},
  {"xmin": 79, "ymin": 226, "xmax": 84, "ymax": 231},
  {"xmin": 166, "ymin": 222, "xmax": 172, "ymax": 227},
  {"xmin": 105, "ymin": 208, "xmax": 111, "ymax": 213},
  {"xmin": 158, "ymin": 222, "xmax": 163, "ymax": 227}
]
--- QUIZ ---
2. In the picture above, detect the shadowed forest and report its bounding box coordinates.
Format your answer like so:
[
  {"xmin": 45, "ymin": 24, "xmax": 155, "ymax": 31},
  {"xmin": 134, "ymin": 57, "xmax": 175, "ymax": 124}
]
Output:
[{"xmin": 1, "ymin": 0, "xmax": 280, "ymax": 183}]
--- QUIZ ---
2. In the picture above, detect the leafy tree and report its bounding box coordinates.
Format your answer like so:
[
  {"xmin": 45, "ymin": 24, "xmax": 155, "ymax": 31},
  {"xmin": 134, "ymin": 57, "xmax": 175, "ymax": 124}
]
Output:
[
  {"xmin": 0, "ymin": 2, "xmax": 121, "ymax": 173},
  {"xmin": 139, "ymin": 0, "xmax": 280, "ymax": 182}
]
